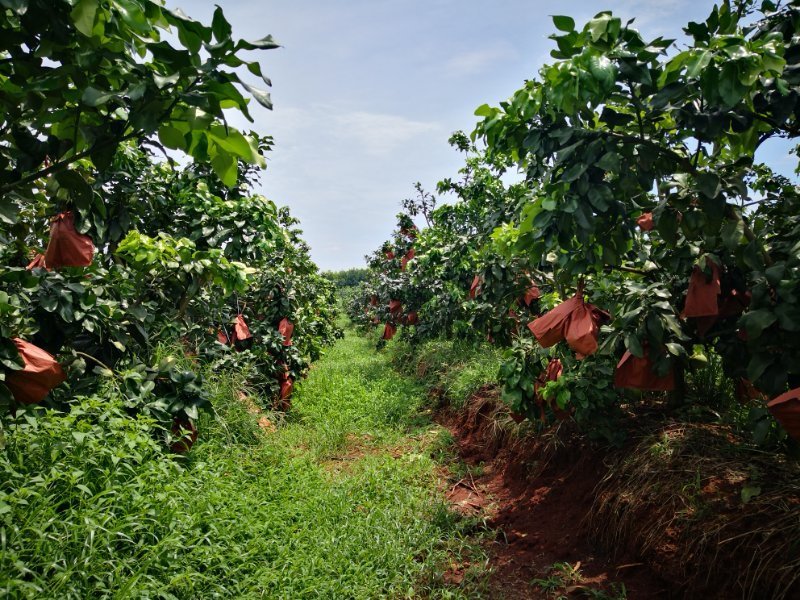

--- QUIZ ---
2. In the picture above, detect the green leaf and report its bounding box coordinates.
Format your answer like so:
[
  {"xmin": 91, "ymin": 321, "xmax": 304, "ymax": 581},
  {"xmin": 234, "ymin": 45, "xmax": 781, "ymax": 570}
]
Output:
[
  {"xmin": 240, "ymin": 35, "xmax": 281, "ymax": 50},
  {"xmin": 695, "ymin": 172, "xmax": 721, "ymax": 199},
  {"xmin": 211, "ymin": 152, "xmax": 237, "ymax": 187},
  {"xmin": 211, "ymin": 6, "xmax": 232, "ymax": 42},
  {"xmin": 0, "ymin": 202, "xmax": 19, "ymax": 225},
  {"xmin": 740, "ymin": 309, "xmax": 777, "ymax": 339},
  {"xmin": 241, "ymin": 82, "xmax": 273, "ymax": 110},
  {"xmin": 71, "ymin": 0, "xmax": 98, "ymax": 37},
  {"xmin": 82, "ymin": 87, "xmax": 115, "ymax": 107},
  {"xmin": 158, "ymin": 125, "xmax": 187, "ymax": 150},
  {"xmin": 552, "ymin": 15, "xmax": 575, "ymax": 32}
]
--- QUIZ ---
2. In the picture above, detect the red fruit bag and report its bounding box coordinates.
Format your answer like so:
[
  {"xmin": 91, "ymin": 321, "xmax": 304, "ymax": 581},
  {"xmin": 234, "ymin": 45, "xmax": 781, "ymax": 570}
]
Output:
[
  {"xmin": 564, "ymin": 301, "xmax": 600, "ymax": 357},
  {"xmin": 637, "ymin": 212, "xmax": 654, "ymax": 231},
  {"xmin": 527, "ymin": 296, "xmax": 582, "ymax": 348},
  {"xmin": 768, "ymin": 388, "xmax": 800, "ymax": 441},
  {"xmin": 278, "ymin": 318, "xmax": 294, "ymax": 347},
  {"xmin": 5, "ymin": 338, "xmax": 66, "ymax": 404},
  {"xmin": 370, "ymin": 295, "xmax": 378, "ymax": 307},
  {"xmin": 26, "ymin": 253, "xmax": 48, "ymax": 270},
  {"xmin": 170, "ymin": 417, "xmax": 198, "ymax": 453},
  {"xmin": 523, "ymin": 285, "xmax": 540, "ymax": 306},
  {"xmin": 44, "ymin": 211, "xmax": 95, "ymax": 269},
  {"xmin": 401, "ymin": 248, "xmax": 415, "ymax": 271},
  {"xmin": 683, "ymin": 260, "xmax": 721, "ymax": 318},
  {"xmin": 385, "ymin": 250, "xmax": 395, "ymax": 260},
  {"xmin": 216, "ymin": 330, "xmax": 229, "ymax": 345},
  {"xmin": 613, "ymin": 350, "xmax": 675, "ymax": 391},
  {"xmin": 231, "ymin": 315, "xmax": 253, "ymax": 350},
  {"xmin": 279, "ymin": 377, "xmax": 294, "ymax": 400},
  {"xmin": 469, "ymin": 275, "xmax": 482, "ymax": 299},
  {"xmin": 383, "ymin": 323, "xmax": 396, "ymax": 340},
  {"xmin": 389, "ymin": 300, "xmax": 402, "ymax": 317},
  {"xmin": 405, "ymin": 311, "xmax": 419, "ymax": 325}
]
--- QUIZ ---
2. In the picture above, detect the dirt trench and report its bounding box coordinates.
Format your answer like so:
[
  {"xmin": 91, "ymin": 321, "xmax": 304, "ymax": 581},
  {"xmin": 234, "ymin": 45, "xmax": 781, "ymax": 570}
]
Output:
[{"xmin": 435, "ymin": 397, "xmax": 671, "ymax": 599}]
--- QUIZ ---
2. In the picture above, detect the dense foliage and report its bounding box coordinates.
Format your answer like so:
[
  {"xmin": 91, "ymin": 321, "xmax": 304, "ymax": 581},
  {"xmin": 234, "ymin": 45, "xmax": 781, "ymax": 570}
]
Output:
[
  {"xmin": 0, "ymin": 1, "xmax": 340, "ymax": 446},
  {"xmin": 352, "ymin": 0, "xmax": 800, "ymax": 447}
]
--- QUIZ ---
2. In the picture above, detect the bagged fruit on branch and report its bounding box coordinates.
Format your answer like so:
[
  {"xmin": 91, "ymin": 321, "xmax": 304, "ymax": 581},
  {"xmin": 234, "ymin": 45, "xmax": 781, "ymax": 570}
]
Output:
[
  {"xmin": 389, "ymin": 299, "xmax": 402, "ymax": 317},
  {"xmin": 767, "ymin": 388, "xmax": 800, "ymax": 441},
  {"xmin": 170, "ymin": 416, "xmax": 198, "ymax": 453},
  {"xmin": 528, "ymin": 293, "xmax": 608, "ymax": 357},
  {"xmin": 216, "ymin": 330, "xmax": 229, "ymax": 345},
  {"xmin": 523, "ymin": 285, "xmax": 541, "ymax": 306},
  {"xmin": 383, "ymin": 323, "xmax": 396, "ymax": 340},
  {"xmin": 401, "ymin": 248, "xmax": 415, "ymax": 271},
  {"xmin": 370, "ymin": 295, "xmax": 378, "ymax": 306},
  {"xmin": 5, "ymin": 338, "xmax": 66, "ymax": 404},
  {"xmin": 44, "ymin": 211, "xmax": 95, "ymax": 268},
  {"xmin": 469, "ymin": 275, "xmax": 482, "ymax": 299},
  {"xmin": 682, "ymin": 259, "xmax": 721, "ymax": 318},
  {"xmin": 637, "ymin": 212, "xmax": 654, "ymax": 231},
  {"xmin": 231, "ymin": 315, "xmax": 253, "ymax": 350},
  {"xmin": 613, "ymin": 349, "xmax": 675, "ymax": 391},
  {"xmin": 405, "ymin": 311, "xmax": 419, "ymax": 325},
  {"xmin": 278, "ymin": 318, "xmax": 294, "ymax": 346},
  {"xmin": 384, "ymin": 250, "xmax": 395, "ymax": 260}
]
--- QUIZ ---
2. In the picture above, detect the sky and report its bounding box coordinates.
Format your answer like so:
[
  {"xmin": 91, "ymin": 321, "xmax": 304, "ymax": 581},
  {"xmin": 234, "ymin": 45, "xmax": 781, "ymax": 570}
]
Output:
[{"xmin": 180, "ymin": 1, "xmax": 797, "ymax": 271}]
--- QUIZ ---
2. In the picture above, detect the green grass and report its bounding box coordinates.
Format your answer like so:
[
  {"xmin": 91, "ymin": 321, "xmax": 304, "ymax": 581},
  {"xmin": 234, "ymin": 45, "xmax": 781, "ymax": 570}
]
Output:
[
  {"xmin": 0, "ymin": 330, "xmax": 486, "ymax": 599},
  {"xmin": 389, "ymin": 337, "xmax": 503, "ymax": 409}
]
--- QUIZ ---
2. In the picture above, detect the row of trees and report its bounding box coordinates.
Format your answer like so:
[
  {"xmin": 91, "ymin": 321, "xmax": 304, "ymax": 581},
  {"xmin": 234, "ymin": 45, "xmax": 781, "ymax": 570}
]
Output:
[
  {"xmin": 351, "ymin": 0, "xmax": 800, "ymax": 447},
  {"xmin": 1, "ymin": 1, "xmax": 340, "ymax": 449}
]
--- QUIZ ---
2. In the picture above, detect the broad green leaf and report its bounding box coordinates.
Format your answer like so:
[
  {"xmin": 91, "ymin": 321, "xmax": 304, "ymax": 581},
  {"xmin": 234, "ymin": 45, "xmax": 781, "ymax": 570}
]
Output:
[
  {"xmin": 71, "ymin": 0, "xmax": 98, "ymax": 36},
  {"xmin": 552, "ymin": 15, "xmax": 575, "ymax": 32},
  {"xmin": 211, "ymin": 152, "xmax": 237, "ymax": 187},
  {"xmin": 158, "ymin": 125, "xmax": 187, "ymax": 150},
  {"xmin": 241, "ymin": 82, "xmax": 273, "ymax": 110}
]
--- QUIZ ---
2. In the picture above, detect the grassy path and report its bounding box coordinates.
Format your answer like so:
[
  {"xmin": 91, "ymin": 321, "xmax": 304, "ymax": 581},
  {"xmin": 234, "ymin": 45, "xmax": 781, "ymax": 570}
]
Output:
[{"xmin": 182, "ymin": 329, "xmax": 483, "ymax": 598}]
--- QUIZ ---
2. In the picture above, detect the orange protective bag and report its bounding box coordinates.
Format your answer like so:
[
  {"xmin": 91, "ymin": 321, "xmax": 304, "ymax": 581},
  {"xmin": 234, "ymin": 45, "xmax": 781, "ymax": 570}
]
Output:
[
  {"xmin": 170, "ymin": 417, "xmax": 198, "ymax": 453},
  {"xmin": 527, "ymin": 295, "xmax": 582, "ymax": 348},
  {"xmin": 683, "ymin": 260, "xmax": 721, "ymax": 318},
  {"xmin": 5, "ymin": 338, "xmax": 67, "ymax": 404},
  {"xmin": 613, "ymin": 350, "xmax": 675, "ymax": 391},
  {"xmin": 385, "ymin": 250, "xmax": 395, "ymax": 260},
  {"xmin": 383, "ymin": 323, "xmax": 396, "ymax": 340},
  {"xmin": 26, "ymin": 253, "xmax": 48, "ymax": 270},
  {"xmin": 216, "ymin": 330, "xmax": 229, "ymax": 345},
  {"xmin": 401, "ymin": 248, "xmax": 415, "ymax": 271},
  {"xmin": 405, "ymin": 311, "xmax": 419, "ymax": 325},
  {"xmin": 44, "ymin": 211, "xmax": 95, "ymax": 269},
  {"xmin": 389, "ymin": 300, "xmax": 402, "ymax": 317},
  {"xmin": 767, "ymin": 389, "xmax": 800, "ymax": 441},
  {"xmin": 523, "ymin": 285, "xmax": 541, "ymax": 306},
  {"xmin": 637, "ymin": 212, "xmax": 654, "ymax": 231},
  {"xmin": 278, "ymin": 318, "xmax": 294, "ymax": 347},
  {"xmin": 469, "ymin": 275, "xmax": 481, "ymax": 300},
  {"xmin": 564, "ymin": 301, "xmax": 600, "ymax": 357},
  {"xmin": 231, "ymin": 315, "xmax": 253, "ymax": 350}
]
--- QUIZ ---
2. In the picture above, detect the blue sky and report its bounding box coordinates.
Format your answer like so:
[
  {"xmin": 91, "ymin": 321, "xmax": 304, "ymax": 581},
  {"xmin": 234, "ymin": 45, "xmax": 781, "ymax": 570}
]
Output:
[{"xmin": 182, "ymin": 1, "xmax": 797, "ymax": 271}]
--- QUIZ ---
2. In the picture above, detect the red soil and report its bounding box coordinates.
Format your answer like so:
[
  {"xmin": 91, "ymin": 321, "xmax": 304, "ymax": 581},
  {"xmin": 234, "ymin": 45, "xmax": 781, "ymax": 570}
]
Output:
[{"xmin": 436, "ymin": 402, "xmax": 671, "ymax": 599}]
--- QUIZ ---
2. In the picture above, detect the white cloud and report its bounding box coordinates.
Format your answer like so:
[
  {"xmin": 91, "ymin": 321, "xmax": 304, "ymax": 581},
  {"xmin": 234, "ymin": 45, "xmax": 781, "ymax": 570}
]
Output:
[
  {"xmin": 332, "ymin": 110, "xmax": 441, "ymax": 156},
  {"xmin": 444, "ymin": 42, "xmax": 519, "ymax": 76}
]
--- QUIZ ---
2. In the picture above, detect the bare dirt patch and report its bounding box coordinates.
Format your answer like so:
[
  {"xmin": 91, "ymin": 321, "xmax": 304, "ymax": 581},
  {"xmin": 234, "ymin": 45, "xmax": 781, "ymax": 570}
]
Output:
[{"xmin": 435, "ymin": 394, "xmax": 669, "ymax": 599}]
